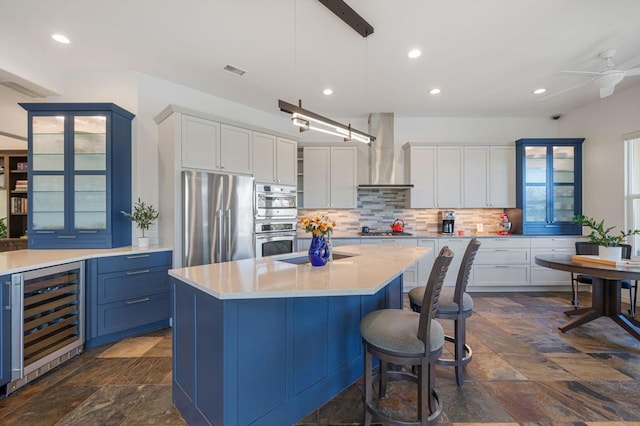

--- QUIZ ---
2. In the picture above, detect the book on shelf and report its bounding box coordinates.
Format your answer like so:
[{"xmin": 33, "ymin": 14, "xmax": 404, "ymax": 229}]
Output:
[
  {"xmin": 16, "ymin": 162, "xmax": 28, "ymax": 171},
  {"xmin": 571, "ymin": 254, "xmax": 640, "ymax": 267},
  {"xmin": 14, "ymin": 179, "xmax": 28, "ymax": 191},
  {"xmin": 10, "ymin": 197, "xmax": 27, "ymax": 214}
]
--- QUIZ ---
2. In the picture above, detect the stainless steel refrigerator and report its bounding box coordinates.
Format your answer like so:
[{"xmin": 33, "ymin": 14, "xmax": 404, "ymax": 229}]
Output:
[{"xmin": 183, "ymin": 170, "xmax": 255, "ymax": 267}]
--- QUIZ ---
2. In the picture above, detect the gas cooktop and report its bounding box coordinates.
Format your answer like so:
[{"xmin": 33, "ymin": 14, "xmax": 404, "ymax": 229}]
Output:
[{"xmin": 359, "ymin": 231, "xmax": 413, "ymax": 237}]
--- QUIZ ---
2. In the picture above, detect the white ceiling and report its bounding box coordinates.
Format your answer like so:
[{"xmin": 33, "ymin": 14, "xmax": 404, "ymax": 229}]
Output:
[{"xmin": 2, "ymin": 0, "xmax": 640, "ymax": 119}]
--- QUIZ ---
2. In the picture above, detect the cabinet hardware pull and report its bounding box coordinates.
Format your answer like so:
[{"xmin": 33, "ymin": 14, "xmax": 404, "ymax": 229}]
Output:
[
  {"xmin": 36, "ymin": 231, "xmax": 55, "ymax": 234},
  {"xmin": 126, "ymin": 297, "xmax": 150, "ymax": 305},
  {"xmin": 126, "ymin": 269, "xmax": 150, "ymax": 275},
  {"xmin": 78, "ymin": 230, "xmax": 98, "ymax": 234},
  {"xmin": 57, "ymin": 235, "xmax": 77, "ymax": 239},
  {"xmin": 493, "ymin": 265, "xmax": 510, "ymax": 268},
  {"xmin": 126, "ymin": 254, "xmax": 151, "ymax": 259},
  {"xmin": 494, "ymin": 249, "xmax": 509, "ymax": 251}
]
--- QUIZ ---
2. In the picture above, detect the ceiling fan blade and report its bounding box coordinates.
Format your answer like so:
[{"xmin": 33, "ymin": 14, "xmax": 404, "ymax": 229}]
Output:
[
  {"xmin": 561, "ymin": 70, "xmax": 602, "ymax": 76},
  {"xmin": 537, "ymin": 80, "xmax": 591, "ymax": 101},
  {"xmin": 600, "ymin": 86, "xmax": 615, "ymax": 98},
  {"xmin": 625, "ymin": 67, "xmax": 640, "ymax": 77}
]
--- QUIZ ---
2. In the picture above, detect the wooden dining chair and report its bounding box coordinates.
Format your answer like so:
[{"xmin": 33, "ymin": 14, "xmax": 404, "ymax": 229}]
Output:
[{"xmin": 574, "ymin": 241, "xmax": 637, "ymax": 317}]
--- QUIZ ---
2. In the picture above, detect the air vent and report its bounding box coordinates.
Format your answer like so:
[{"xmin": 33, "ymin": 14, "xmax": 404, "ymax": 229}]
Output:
[
  {"xmin": 0, "ymin": 81, "xmax": 47, "ymax": 98},
  {"xmin": 223, "ymin": 65, "xmax": 247, "ymax": 77}
]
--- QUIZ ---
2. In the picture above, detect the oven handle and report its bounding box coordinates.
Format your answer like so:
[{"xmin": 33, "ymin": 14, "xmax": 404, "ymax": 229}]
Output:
[
  {"xmin": 11, "ymin": 273, "xmax": 24, "ymax": 381},
  {"xmin": 256, "ymin": 232, "xmax": 297, "ymax": 240}
]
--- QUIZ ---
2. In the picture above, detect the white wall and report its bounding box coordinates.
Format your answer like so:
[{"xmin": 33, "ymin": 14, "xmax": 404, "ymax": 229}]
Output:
[{"xmin": 558, "ymin": 83, "xmax": 640, "ymax": 230}]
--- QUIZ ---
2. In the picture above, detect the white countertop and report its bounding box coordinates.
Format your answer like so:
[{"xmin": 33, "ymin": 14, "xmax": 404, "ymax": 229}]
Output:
[
  {"xmin": 0, "ymin": 245, "xmax": 172, "ymax": 275},
  {"xmin": 168, "ymin": 244, "xmax": 429, "ymax": 300}
]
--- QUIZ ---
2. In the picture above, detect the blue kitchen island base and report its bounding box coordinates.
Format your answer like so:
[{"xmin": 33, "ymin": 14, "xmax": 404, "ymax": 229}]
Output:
[{"xmin": 171, "ymin": 276, "xmax": 402, "ymax": 425}]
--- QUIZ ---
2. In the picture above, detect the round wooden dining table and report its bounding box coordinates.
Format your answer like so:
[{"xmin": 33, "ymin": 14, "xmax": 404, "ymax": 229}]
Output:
[{"xmin": 535, "ymin": 254, "xmax": 640, "ymax": 341}]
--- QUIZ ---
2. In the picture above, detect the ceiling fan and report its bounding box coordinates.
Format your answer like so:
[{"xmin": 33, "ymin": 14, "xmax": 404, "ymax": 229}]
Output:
[{"xmin": 540, "ymin": 49, "xmax": 640, "ymax": 100}]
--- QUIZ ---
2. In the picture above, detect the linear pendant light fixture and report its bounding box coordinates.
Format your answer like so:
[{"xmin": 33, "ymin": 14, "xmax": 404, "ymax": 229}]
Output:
[{"xmin": 279, "ymin": 99, "xmax": 375, "ymax": 145}]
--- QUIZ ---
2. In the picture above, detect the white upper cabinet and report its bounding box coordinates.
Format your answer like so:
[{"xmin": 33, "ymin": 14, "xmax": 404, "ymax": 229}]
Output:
[
  {"xmin": 181, "ymin": 114, "xmax": 220, "ymax": 171},
  {"xmin": 404, "ymin": 145, "xmax": 436, "ymax": 208},
  {"xmin": 253, "ymin": 132, "xmax": 297, "ymax": 185},
  {"xmin": 303, "ymin": 146, "xmax": 357, "ymax": 209},
  {"xmin": 181, "ymin": 116, "xmax": 252, "ymax": 175},
  {"xmin": 404, "ymin": 144, "xmax": 462, "ymax": 208},
  {"xmin": 464, "ymin": 145, "xmax": 515, "ymax": 208},
  {"xmin": 220, "ymin": 124, "xmax": 252, "ymax": 175},
  {"xmin": 436, "ymin": 146, "xmax": 464, "ymax": 208}
]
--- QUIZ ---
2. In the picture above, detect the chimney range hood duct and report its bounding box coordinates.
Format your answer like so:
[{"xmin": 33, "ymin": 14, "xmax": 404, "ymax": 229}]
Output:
[{"xmin": 358, "ymin": 113, "xmax": 414, "ymax": 190}]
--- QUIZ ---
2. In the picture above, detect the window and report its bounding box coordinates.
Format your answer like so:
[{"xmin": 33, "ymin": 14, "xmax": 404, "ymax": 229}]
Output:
[{"xmin": 625, "ymin": 136, "xmax": 640, "ymax": 254}]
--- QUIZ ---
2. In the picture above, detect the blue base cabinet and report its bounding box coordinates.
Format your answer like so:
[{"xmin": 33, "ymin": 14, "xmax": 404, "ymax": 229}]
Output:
[
  {"xmin": 516, "ymin": 138, "xmax": 584, "ymax": 235},
  {"xmin": 172, "ymin": 276, "xmax": 402, "ymax": 425},
  {"xmin": 85, "ymin": 251, "xmax": 172, "ymax": 348},
  {"xmin": 19, "ymin": 103, "xmax": 135, "ymax": 249},
  {"xmin": 1, "ymin": 275, "xmax": 10, "ymax": 392}
]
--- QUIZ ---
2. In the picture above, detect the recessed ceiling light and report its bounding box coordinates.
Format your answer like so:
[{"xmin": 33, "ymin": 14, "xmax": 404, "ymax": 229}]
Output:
[
  {"xmin": 429, "ymin": 88, "xmax": 441, "ymax": 95},
  {"xmin": 51, "ymin": 34, "xmax": 70, "ymax": 44},
  {"xmin": 322, "ymin": 88, "xmax": 333, "ymax": 95},
  {"xmin": 533, "ymin": 88, "xmax": 546, "ymax": 95},
  {"xmin": 408, "ymin": 49, "xmax": 421, "ymax": 59}
]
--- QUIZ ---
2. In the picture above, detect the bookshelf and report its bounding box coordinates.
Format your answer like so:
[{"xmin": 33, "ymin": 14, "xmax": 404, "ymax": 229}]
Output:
[{"xmin": 0, "ymin": 150, "xmax": 28, "ymax": 239}]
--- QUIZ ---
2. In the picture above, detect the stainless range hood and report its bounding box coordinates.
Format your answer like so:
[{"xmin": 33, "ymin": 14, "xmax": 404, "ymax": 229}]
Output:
[{"xmin": 358, "ymin": 113, "xmax": 414, "ymax": 190}]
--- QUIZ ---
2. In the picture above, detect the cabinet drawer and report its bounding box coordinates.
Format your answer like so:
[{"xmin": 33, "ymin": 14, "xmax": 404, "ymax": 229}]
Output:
[
  {"xmin": 530, "ymin": 237, "xmax": 583, "ymax": 249},
  {"xmin": 530, "ymin": 267, "xmax": 572, "ymax": 286},
  {"xmin": 97, "ymin": 267, "xmax": 170, "ymax": 304},
  {"xmin": 475, "ymin": 249, "xmax": 529, "ymax": 264},
  {"xmin": 96, "ymin": 291, "xmax": 171, "ymax": 336},
  {"xmin": 478, "ymin": 237, "xmax": 530, "ymax": 249},
  {"xmin": 530, "ymin": 247, "xmax": 574, "ymax": 265},
  {"xmin": 97, "ymin": 251, "xmax": 172, "ymax": 274},
  {"xmin": 472, "ymin": 265, "xmax": 529, "ymax": 286}
]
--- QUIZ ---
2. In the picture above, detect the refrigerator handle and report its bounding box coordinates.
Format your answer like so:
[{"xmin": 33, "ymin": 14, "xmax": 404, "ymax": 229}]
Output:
[
  {"xmin": 226, "ymin": 209, "xmax": 232, "ymax": 259},
  {"xmin": 217, "ymin": 209, "xmax": 224, "ymax": 263}
]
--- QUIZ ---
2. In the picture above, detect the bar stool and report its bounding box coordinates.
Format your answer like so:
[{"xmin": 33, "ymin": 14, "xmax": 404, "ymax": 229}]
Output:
[
  {"xmin": 408, "ymin": 238, "xmax": 481, "ymax": 387},
  {"xmin": 360, "ymin": 247, "xmax": 453, "ymax": 425}
]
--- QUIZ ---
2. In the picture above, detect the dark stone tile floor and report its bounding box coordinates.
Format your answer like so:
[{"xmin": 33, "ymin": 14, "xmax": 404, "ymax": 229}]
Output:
[{"xmin": 1, "ymin": 292, "xmax": 640, "ymax": 425}]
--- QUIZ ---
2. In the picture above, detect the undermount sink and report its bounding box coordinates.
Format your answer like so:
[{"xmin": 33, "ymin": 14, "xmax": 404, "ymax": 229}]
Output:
[{"xmin": 277, "ymin": 252, "xmax": 357, "ymax": 265}]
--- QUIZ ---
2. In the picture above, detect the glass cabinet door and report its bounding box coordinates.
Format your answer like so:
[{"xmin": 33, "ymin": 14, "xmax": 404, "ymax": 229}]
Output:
[
  {"xmin": 31, "ymin": 116, "xmax": 65, "ymax": 230},
  {"xmin": 552, "ymin": 146, "xmax": 575, "ymax": 222},
  {"xmin": 523, "ymin": 146, "xmax": 547, "ymax": 222},
  {"xmin": 73, "ymin": 115, "xmax": 107, "ymax": 230}
]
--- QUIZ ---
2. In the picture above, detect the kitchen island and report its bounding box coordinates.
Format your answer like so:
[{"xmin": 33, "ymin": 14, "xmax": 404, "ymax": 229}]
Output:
[{"xmin": 168, "ymin": 243, "xmax": 429, "ymax": 426}]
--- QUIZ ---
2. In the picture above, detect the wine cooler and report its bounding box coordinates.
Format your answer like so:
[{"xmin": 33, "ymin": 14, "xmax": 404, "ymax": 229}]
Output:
[{"xmin": 7, "ymin": 261, "xmax": 84, "ymax": 395}]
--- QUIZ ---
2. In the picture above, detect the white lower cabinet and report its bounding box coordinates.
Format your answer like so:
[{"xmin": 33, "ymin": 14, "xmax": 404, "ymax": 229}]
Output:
[
  {"xmin": 472, "ymin": 238, "xmax": 530, "ymax": 288},
  {"xmin": 530, "ymin": 237, "xmax": 583, "ymax": 287},
  {"xmin": 360, "ymin": 238, "xmax": 419, "ymax": 290}
]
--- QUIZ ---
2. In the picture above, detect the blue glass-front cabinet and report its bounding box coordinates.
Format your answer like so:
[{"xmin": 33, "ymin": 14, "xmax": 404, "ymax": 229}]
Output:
[
  {"xmin": 515, "ymin": 138, "xmax": 584, "ymax": 235},
  {"xmin": 20, "ymin": 103, "xmax": 135, "ymax": 248}
]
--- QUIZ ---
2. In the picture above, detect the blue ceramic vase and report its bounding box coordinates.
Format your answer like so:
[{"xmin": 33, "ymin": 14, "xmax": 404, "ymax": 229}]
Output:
[{"xmin": 308, "ymin": 235, "xmax": 330, "ymax": 266}]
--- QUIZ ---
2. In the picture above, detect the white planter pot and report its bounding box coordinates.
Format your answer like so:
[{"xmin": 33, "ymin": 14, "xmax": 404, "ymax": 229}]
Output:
[
  {"xmin": 138, "ymin": 237, "xmax": 150, "ymax": 249},
  {"xmin": 599, "ymin": 245, "xmax": 622, "ymax": 261}
]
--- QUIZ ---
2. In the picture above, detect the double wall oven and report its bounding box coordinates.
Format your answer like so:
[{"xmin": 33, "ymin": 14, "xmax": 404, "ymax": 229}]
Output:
[{"xmin": 255, "ymin": 184, "xmax": 297, "ymax": 258}]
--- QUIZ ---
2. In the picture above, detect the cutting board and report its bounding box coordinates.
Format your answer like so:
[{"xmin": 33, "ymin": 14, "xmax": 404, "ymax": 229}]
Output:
[{"xmin": 572, "ymin": 254, "xmax": 640, "ymax": 267}]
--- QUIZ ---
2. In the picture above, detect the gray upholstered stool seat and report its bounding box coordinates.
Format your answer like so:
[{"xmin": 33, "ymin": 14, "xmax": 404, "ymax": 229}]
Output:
[
  {"xmin": 409, "ymin": 238, "xmax": 481, "ymax": 387},
  {"xmin": 409, "ymin": 287, "xmax": 473, "ymax": 314},
  {"xmin": 360, "ymin": 247, "xmax": 454, "ymax": 426},
  {"xmin": 360, "ymin": 309, "xmax": 445, "ymax": 356}
]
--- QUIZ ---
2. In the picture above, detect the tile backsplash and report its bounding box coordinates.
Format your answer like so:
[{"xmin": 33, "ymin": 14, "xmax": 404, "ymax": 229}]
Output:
[{"xmin": 299, "ymin": 189, "xmax": 508, "ymax": 234}]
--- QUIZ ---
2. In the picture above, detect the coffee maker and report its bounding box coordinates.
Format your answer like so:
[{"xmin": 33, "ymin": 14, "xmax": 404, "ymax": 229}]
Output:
[{"xmin": 440, "ymin": 210, "xmax": 455, "ymax": 234}]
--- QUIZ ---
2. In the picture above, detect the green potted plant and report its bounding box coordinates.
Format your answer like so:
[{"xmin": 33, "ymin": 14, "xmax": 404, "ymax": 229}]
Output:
[
  {"xmin": 121, "ymin": 198, "xmax": 159, "ymax": 248},
  {"xmin": 573, "ymin": 214, "xmax": 640, "ymax": 260},
  {"xmin": 0, "ymin": 217, "xmax": 7, "ymax": 239}
]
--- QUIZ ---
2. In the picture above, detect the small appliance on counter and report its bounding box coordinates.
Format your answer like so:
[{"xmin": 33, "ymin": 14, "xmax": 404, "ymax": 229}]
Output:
[
  {"xmin": 440, "ymin": 210, "xmax": 455, "ymax": 234},
  {"xmin": 498, "ymin": 213, "xmax": 512, "ymax": 235}
]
